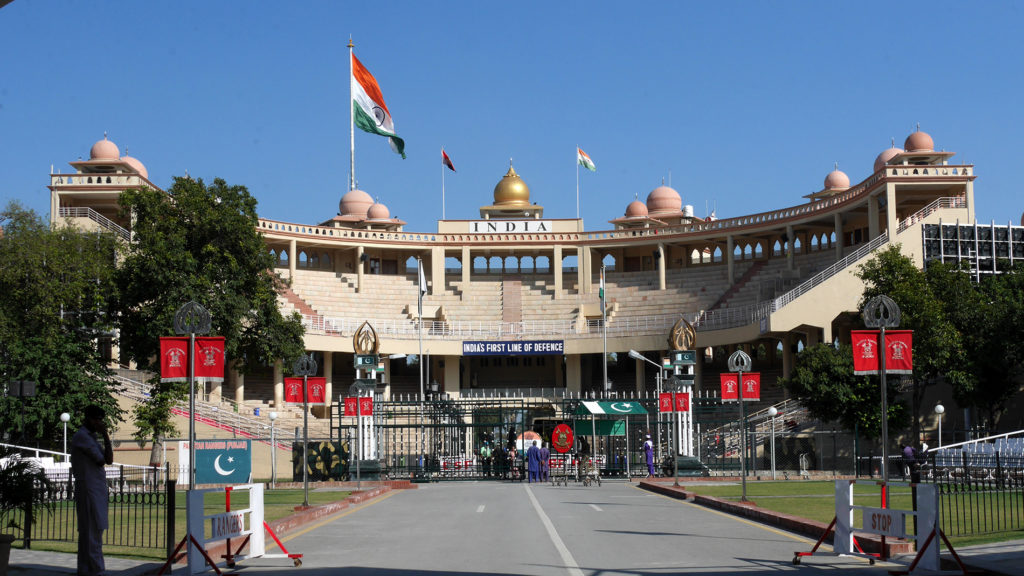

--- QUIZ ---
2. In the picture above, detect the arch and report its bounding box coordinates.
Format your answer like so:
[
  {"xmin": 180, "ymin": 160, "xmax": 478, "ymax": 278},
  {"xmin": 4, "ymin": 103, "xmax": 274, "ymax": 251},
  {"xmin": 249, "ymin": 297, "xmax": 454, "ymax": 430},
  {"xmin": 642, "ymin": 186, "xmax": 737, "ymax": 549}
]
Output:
[
  {"xmin": 793, "ymin": 237, "xmax": 802, "ymax": 254},
  {"xmin": 810, "ymin": 235, "xmax": 819, "ymax": 251},
  {"xmin": 734, "ymin": 245, "xmax": 743, "ymax": 260},
  {"xmin": 602, "ymin": 253, "xmax": 616, "ymax": 272},
  {"xmin": 520, "ymin": 255, "xmax": 535, "ymax": 273},
  {"xmin": 689, "ymin": 248, "xmax": 702, "ymax": 265},
  {"xmin": 712, "ymin": 246, "xmax": 723, "ymax": 263},
  {"xmin": 503, "ymin": 255, "xmax": 518, "ymax": 273},
  {"xmin": 488, "ymin": 256, "xmax": 503, "ymax": 273},
  {"xmin": 320, "ymin": 252, "xmax": 331, "ymax": 269},
  {"xmin": 773, "ymin": 240, "xmax": 783, "ymax": 256},
  {"xmin": 298, "ymin": 250, "xmax": 310, "ymax": 268},
  {"xmin": 754, "ymin": 242, "xmax": 764, "ymax": 258},
  {"xmin": 535, "ymin": 255, "xmax": 550, "ymax": 273}
]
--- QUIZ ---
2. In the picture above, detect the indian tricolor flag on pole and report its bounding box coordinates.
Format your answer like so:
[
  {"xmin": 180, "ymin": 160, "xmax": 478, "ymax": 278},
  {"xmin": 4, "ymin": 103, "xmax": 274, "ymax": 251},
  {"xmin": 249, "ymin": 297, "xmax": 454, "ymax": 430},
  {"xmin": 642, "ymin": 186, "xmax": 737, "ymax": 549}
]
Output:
[
  {"xmin": 577, "ymin": 147, "xmax": 596, "ymax": 172},
  {"xmin": 599, "ymin": 267, "xmax": 606, "ymax": 314},
  {"xmin": 352, "ymin": 53, "xmax": 406, "ymax": 158}
]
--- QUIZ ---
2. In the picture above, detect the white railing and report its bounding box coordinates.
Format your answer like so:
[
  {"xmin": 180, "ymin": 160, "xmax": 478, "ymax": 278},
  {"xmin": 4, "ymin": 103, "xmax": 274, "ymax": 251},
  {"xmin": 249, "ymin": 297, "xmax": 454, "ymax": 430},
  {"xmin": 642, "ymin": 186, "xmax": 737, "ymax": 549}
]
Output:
[{"xmin": 58, "ymin": 206, "xmax": 130, "ymax": 241}]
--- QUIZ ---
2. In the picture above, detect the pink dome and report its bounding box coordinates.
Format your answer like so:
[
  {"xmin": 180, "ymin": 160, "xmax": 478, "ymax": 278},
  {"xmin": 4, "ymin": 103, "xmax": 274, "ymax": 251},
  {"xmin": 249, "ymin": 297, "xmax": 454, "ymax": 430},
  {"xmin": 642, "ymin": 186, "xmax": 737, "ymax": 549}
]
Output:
[
  {"xmin": 873, "ymin": 146, "xmax": 904, "ymax": 172},
  {"xmin": 121, "ymin": 156, "xmax": 148, "ymax": 179},
  {"xmin": 90, "ymin": 137, "xmax": 120, "ymax": 160},
  {"xmin": 646, "ymin": 185, "xmax": 682, "ymax": 215},
  {"xmin": 367, "ymin": 202, "xmax": 390, "ymax": 220},
  {"xmin": 823, "ymin": 169, "xmax": 850, "ymax": 190},
  {"xmin": 904, "ymin": 130, "xmax": 934, "ymax": 152},
  {"xmin": 625, "ymin": 199, "xmax": 648, "ymax": 218},
  {"xmin": 339, "ymin": 189, "xmax": 373, "ymax": 217}
]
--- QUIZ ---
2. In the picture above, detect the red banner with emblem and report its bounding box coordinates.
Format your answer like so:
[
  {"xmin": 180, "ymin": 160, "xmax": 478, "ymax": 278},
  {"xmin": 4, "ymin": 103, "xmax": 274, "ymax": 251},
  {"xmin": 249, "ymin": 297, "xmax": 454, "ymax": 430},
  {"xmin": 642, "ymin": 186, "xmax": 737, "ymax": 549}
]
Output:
[
  {"xmin": 193, "ymin": 337, "xmax": 225, "ymax": 382},
  {"xmin": 720, "ymin": 374, "xmax": 738, "ymax": 401},
  {"xmin": 659, "ymin": 393, "xmax": 674, "ymax": 413},
  {"xmin": 551, "ymin": 423, "xmax": 574, "ymax": 454},
  {"xmin": 284, "ymin": 377, "xmax": 327, "ymax": 404},
  {"xmin": 675, "ymin": 392, "xmax": 690, "ymax": 412},
  {"xmin": 159, "ymin": 336, "xmax": 225, "ymax": 382},
  {"xmin": 740, "ymin": 373, "xmax": 760, "ymax": 401},
  {"xmin": 720, "ymin": 373, "xmax": 758, "ymax": 401},
  {"xmin": 344, "ymin": 396, "xmax": 374, "ymax": 416},
  {"xmin": 853, "ymin": 330, "xmax": 914, "ymax": 375},
  {"xmin": 159, "ymin": 337, "xmax": 189, "ymax": 382}
]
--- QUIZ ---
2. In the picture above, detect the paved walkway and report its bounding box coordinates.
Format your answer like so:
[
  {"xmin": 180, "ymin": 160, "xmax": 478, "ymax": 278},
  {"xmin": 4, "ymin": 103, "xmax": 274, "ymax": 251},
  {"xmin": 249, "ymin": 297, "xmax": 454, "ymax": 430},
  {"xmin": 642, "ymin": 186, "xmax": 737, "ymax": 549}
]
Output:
[{"xmin": 7, "ymin": 482, "xmax": 1023, "ymax": 575}]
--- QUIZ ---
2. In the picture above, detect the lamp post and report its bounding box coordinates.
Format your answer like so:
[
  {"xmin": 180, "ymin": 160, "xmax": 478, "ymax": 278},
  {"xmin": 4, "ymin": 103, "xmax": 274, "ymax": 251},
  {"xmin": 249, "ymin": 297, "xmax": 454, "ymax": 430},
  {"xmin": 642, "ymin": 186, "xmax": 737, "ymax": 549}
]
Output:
[
  {"xmin": 292, "ymin": 353, "xmax": 317, "ymax": 508},
  {"xmin": 862, "ymin": 294, "xmax": 901, "ymax": 492},
  {"xmin": 60, "ymin": 412, "xmax": 71, "ymax": 459},
  {"xmin": 269, "ymin": 411, "xmax": 278, "ymax": 489},
  {"xmin": 628, "ymin": 350, "xmax": 664, "ymax": 462},
  {"xmin": 727, "ymin": 349, "xmax": 752, "ymax": 503},
  {"xmin": 767, "ymin": 406, "xmax": 778, "ymax": 480},
  {"xmin": 934, "ymin": 402, "xmax": 945, "ymax": 448}
]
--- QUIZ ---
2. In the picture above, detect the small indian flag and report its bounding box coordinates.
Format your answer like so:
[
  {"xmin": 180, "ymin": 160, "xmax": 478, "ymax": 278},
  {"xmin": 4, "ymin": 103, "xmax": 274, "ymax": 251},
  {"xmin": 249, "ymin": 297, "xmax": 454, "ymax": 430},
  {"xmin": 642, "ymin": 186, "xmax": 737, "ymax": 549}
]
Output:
[
  {"xmin": 577, "ymin": 147, "xmax": 596, "ymax": 172},
  {"xmin": 352, "ymin": 53, "xmax": 406, "ymax": 158},
  {"xmin": 599, "ymin": 267, "xmax": 605, "ymax": 313}
]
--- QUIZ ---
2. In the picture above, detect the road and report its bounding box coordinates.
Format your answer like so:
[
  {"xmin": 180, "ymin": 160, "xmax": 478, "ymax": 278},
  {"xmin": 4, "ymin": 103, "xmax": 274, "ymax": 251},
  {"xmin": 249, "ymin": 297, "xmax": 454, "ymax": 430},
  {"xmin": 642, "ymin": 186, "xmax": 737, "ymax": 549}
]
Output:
[{"xmin": 236, "ymin": 481, "xmax": 903, "ymax": 575}]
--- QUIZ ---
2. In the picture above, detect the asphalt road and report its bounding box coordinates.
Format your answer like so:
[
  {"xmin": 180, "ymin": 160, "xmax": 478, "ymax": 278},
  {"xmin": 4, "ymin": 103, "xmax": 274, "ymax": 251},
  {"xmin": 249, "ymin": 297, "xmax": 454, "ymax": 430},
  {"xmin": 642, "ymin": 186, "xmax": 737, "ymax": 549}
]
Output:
[{"xmin": 232, "ymin": 481, "xmax": 907, "ymax": 575}]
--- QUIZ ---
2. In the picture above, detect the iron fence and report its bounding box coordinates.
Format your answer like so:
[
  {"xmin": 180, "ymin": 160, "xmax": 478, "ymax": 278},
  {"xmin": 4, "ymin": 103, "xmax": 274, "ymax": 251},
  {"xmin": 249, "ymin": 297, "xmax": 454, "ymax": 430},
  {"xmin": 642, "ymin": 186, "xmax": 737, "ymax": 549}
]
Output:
[{"xmin": 10, "ymin": 463, "xmax": 175, "ymax": 556}]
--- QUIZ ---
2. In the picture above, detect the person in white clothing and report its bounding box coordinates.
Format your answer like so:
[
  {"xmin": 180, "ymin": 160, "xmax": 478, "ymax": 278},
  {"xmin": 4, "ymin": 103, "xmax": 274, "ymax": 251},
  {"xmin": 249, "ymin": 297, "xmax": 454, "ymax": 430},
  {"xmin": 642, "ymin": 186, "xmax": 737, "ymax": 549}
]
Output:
[{"xmin": 70, "ymin": 405, "xmax": 114, "ymax": 576}]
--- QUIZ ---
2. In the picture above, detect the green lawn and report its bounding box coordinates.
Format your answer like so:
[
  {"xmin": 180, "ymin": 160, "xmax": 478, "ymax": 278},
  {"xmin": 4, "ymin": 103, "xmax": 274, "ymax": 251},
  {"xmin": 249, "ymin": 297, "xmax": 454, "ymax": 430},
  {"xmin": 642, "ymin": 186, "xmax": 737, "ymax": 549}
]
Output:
[
  {"xmin": 25, "ymin": 488, "xmax": 351, "ymax": 561},
  {"xmin": 680, "ymin": 480, "xmax": 1024, "ymax": 548}
]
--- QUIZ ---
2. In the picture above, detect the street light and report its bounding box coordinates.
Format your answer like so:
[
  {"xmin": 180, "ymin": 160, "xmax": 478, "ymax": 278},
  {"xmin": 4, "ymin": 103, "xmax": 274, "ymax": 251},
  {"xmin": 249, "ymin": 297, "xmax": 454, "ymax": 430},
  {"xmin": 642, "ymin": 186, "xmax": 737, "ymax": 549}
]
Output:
[
  {"xmin": 934, "ymin": 402, "xmax": 945, "ymax": 448},
  {"xmin": 629, "ymin": 350, "xmax": 670, "ymax": 480},
  {"xmin": 766, "ymin": 406, "xmax": 778, "ymax": 480},
  {"xmin": 269, "ymin": 411, "xmax": 278, "ymax": 489},
  {"xmin": 60, "ymin": 412, "xmax": 71, "ymax": 459}
]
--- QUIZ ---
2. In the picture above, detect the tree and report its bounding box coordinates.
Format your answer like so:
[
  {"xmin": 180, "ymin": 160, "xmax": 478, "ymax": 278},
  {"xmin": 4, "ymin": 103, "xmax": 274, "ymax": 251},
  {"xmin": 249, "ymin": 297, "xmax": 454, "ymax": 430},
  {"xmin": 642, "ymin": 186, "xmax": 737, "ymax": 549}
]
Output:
[
  {"xmin": 115, "ymin": 177, "xmax": 305, "ymax": 453},
  {"xmin": 856, "ymin": 244, "xmax": 965, "ymax": 442},
  {"xmin": 946, "ymin": 262, "xmax": 1024, "ymax": 428},
  {"xmin": 0, "ymin": 202, "xmax": 122, "ymax": 448},
  {"xmin": 779, "ymin": 343, "xmax": 908, "ymax": 439}
]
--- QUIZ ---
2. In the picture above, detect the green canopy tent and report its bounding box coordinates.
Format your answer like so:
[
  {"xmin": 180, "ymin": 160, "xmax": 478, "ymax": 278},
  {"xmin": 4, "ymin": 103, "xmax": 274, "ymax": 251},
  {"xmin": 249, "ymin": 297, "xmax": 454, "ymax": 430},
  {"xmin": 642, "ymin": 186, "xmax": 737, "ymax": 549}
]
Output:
[{"xmin": 572, "ymin": 401, "xmax": 648, "ymax": 478}]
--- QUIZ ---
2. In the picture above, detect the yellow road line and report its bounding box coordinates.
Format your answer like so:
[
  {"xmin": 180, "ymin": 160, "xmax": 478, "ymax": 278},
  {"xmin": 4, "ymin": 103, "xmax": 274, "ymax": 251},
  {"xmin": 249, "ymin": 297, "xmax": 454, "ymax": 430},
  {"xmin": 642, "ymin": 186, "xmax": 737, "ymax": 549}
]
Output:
[{"xmin": 267, "ymin": 490, "xmax": 402, "ymax": 549}]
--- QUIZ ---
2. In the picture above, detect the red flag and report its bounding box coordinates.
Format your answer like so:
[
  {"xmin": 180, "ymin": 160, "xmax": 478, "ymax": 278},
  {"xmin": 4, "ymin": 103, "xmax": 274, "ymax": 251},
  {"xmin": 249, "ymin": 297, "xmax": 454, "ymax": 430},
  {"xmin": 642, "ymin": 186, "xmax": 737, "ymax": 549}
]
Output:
[
  {"xmin": 852, "ymin": 330, "xmax": 880, "ymax": 375},
  {"xmin": 344, "ymin": 397, "xmax": 358, "ymax": 417},
  {"xmin": 442, "ymin": 149, "xmax": 455, "ymax": 172},
  {"xmin": 159, "ymin": 337, "xmax": 189, "ymax": 382},
  {"xmin": 193, "ymin": 337, "xmax": 225, "ymax": 382},
  {"xmin": 285, "ymin": 377, "xmax": 304, "ymax": 403},
  {"xmin": 675, "ymin": 392, "xmax": 690, "ymax": 412},
  {"xmin": 359, "ymin": 396, "xmax": 374, "ymax": 415},
  {"xmin": 344, "ymin": 396, "xmax": 374, "ymax": 416},
  {"xmin": 720, "ymin": 374, "xmax": 738, "ymax": 401},
  {"xmin": 740, "ymin": 373, "xmax": 760, "ymax": 401},
  {"xmin": 852, "ymin": 330, "xmax": 913, "ymax": 375},
  {"xmin": 659, "ymin": 393, "xmax": 674, "ymax": 413}
]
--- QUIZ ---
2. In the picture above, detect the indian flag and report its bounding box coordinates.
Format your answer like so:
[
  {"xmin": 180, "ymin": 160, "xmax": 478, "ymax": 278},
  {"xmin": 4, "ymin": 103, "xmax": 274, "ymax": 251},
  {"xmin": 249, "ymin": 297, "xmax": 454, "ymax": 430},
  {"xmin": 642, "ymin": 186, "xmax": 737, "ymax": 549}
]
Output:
[
  {"xmin": 577, "ymin": 147, "xmax": 596, "ymax": 172},
  {"xmin": 599, "ymin": 267, "xmax": 605, "ymax": 313},
  {"xmin": 352, "ymin": 53, "xmax": 406, "ymax": 158}
]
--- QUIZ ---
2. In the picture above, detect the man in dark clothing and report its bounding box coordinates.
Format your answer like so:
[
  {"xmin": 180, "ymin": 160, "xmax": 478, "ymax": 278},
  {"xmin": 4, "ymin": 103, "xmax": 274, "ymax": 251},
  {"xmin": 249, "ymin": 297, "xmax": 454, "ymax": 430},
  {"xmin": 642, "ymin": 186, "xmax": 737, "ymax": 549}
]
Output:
[
  {"xmin": 71, "ymin": 405, "xmax": 114, "ymax": 576},
  {"xmin": 902, "ymin": 443, "xmax": 921, "ymax": 483},
  {"xmin": 527, "ymin": 440, "xmax": 541, "ymax": 482}
]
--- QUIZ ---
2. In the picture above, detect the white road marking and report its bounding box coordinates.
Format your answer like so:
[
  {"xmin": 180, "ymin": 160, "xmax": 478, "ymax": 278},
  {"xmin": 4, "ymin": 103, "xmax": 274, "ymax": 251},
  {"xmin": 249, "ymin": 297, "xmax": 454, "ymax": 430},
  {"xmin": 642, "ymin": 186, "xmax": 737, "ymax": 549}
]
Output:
[
  {"xmin": 477, "ymin": 504, "xmax": 485, "ymax": 513},
  {"xmin": 589, "ymin": 504, "xmax": 603, "ymax": 512},
  {"xmin": 525, "ymin": 485, "xmax": 584, "ymax": 576}
]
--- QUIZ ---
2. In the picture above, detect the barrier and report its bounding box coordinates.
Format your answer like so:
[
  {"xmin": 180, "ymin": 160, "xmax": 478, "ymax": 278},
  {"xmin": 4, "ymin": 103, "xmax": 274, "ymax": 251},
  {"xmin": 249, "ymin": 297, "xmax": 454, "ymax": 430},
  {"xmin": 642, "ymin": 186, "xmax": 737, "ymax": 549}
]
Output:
[{"xmin": 158, "ymin": 483, "xmax": 302, "ymax": 575}]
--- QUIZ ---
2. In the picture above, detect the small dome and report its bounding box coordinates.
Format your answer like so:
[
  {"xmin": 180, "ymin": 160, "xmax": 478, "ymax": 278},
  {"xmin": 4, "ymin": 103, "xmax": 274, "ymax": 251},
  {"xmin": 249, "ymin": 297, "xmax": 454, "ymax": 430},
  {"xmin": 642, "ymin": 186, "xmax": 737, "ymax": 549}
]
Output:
[
  {"xmin": 339, "ymin": 189, "xmax": 374, "ymax": 217},
  {"xmin": 646, "ymin": 185, "xmax": 682, "ymax": 215},
  {"xmin": 90, "ymin": 136, "xmax": 120, "ymax": 160},
  {"xmin": 904, "ymin": 130, "xmax": 934, "ymax": 152},
  {"xmin": 367, "ymin": 202, "xmax": 390, "ymax": 220},
  {"xmin": 823, "ymin": 169, "xmax": 850, "ymax": 190},
  {"xmin": 121, "ymin": 156, "xmax": 148, "ymax": 179},
  {"xmin": 625, "ymin": 199, "xmax": 648, "ymax": 218},
  {"xmin": 873, "ymin": 146, "xmax": 904, "ymax": 172},
  {"xmin": 492, "ymin": 165, "xmax": 530, "ymax": 207}
]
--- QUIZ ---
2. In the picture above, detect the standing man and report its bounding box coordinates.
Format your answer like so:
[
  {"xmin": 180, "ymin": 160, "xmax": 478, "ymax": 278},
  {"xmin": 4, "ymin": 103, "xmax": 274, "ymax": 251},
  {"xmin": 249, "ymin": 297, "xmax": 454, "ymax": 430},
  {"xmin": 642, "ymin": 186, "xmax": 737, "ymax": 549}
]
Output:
[
  {"xmin": 526, "ymin": 440, "xmax": 541, "ymax": 483},
  {"xmin": 71, "ymin": 405, "xmax": 114, "ymax": 576},
  {"xmin": 643, "ymin": 434, "xmax": 655, "ymax": 477},
  {"xmin": 539, "ymin": 442, "xmax": 550, "ymax": 482},
  {"xmin": 480, "ymin": 441, "xmax": 492, "ymax": 477}
]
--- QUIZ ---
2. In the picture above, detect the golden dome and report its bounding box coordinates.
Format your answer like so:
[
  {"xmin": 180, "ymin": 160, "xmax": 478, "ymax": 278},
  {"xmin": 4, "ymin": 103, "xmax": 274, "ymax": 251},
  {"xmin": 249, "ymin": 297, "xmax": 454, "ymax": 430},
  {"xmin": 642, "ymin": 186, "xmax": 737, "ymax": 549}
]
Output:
[{"xmin": 492, "ymin": 165, "xmax": 531, "ymax": 207}]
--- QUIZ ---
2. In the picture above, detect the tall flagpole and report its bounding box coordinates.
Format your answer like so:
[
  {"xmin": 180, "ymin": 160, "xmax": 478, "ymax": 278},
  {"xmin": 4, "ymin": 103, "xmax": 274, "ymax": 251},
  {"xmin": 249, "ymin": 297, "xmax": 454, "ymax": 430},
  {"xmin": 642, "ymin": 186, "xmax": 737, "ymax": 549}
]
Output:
[
  {"xmin": 441, "ymin": 147, "xmax": 446, "ymax": 220},
  {"xmin": 576, "ymin": 146, "xmax": 580, "ymax": 219},
  {"xmin": 348, "ymin": 38, "xmax": 356, "ymax": 192},
  {"xmin": 601, "ymin": 264, "xmax": 607, "ymax": 394},
  {"xmin": 417, "ymin": 257, "xmax": 425, "ymax": 467}
]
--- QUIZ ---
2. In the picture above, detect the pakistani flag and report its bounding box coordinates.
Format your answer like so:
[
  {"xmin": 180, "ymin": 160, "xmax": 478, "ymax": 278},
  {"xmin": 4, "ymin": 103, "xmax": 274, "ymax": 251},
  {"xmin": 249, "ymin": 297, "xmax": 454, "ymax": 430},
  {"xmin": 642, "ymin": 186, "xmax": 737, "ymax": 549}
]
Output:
[{"xmin": 352, "ymin": 53, "xmax": 406, "ymax": 158}]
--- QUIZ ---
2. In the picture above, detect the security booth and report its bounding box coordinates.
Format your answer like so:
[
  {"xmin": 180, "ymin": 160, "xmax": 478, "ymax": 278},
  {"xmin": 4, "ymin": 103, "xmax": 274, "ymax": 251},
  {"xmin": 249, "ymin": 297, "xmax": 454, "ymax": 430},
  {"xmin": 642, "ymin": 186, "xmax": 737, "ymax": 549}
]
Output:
[{"xmin": 572, "ymin": 400, "xmax": 649, "ymax": 477}]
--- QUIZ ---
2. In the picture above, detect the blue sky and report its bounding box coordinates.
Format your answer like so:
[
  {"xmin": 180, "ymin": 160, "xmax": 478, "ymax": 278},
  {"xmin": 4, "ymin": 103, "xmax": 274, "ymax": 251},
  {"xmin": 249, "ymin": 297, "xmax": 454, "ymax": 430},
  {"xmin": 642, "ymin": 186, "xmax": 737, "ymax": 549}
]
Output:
[{"xmin": 2, "ymin": 1, "xmax": 1022, "ymax": 231}]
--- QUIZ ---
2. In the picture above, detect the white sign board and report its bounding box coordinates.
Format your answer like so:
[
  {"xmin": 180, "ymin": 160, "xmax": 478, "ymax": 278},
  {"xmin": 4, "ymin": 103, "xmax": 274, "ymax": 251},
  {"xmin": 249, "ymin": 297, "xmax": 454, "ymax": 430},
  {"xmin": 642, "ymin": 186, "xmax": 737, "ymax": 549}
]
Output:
[{"xmin": 861, "ymin": 507, "xmax": 906, "ymax": 538}]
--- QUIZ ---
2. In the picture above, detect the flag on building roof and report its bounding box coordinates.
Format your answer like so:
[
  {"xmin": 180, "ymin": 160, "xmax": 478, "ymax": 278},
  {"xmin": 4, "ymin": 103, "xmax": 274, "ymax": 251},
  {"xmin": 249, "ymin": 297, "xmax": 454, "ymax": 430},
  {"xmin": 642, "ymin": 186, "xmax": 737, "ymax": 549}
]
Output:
[
  {"xmin": 577, "ymin": 147, "xmax": 596, "ymax": 172},
  {"xmin": 352, "ymin": 53, "xmax": 406, "ymax": 158},
  {"xmin": 442, "ymin": 149, "xmax": 456, "ymax": 172}
]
